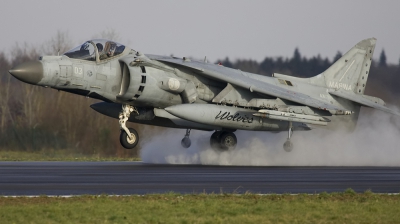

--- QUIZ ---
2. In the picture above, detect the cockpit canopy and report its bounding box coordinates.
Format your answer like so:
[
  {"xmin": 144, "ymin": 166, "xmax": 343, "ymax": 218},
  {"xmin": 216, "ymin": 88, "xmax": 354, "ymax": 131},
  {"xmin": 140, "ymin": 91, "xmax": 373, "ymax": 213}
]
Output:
[{"xmin": 63, "ymin": 39, "xmax": 126, "ymax": 61}]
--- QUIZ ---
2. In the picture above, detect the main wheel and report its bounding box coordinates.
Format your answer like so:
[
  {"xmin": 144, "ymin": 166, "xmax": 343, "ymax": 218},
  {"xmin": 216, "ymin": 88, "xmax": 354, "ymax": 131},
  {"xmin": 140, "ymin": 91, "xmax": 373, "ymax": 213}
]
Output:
[
  {"xmin": 120, "ymin": 128, "xmax": 139, "ymax": 149},
  {"xmin": 219, "ymin": 132, "xmax": 237, "ymax": 150},
  {"xmin": 210, "ymin": 131, "xmax": 222, "ymax": 150},
  {"xmin": 181, "ymin": 136, "xmax": 191, "ymax": 148},
  {"xmin": 283, "ymin": 140, "xmax": 293, "ymax": 152}
]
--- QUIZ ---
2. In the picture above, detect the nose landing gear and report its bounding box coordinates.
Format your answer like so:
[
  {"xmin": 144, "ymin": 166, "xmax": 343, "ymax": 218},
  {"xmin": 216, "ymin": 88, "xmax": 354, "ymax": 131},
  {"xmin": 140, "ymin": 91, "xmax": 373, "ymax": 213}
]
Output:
[
  {"xmin": 120, "ymin": 128, "xmax": 139, "ymax": 149},
  {"xmin": 119, "ymin": 104, "xmax": 139, "ymax": 149},
  {"xmin": 181, "ymin": 129, "xmax": 191, "ymax": 148},
  {"xmin": 283, "ymin": 122, "xmax": 294, "ymax": 152}
]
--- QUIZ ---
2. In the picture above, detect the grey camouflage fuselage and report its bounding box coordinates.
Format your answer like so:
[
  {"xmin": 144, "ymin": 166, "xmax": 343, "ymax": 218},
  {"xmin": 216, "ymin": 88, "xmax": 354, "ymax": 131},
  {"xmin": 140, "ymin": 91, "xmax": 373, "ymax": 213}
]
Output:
[{"xmin": 9, "ymin": 38, "xmax": 398, "ymax": 150}]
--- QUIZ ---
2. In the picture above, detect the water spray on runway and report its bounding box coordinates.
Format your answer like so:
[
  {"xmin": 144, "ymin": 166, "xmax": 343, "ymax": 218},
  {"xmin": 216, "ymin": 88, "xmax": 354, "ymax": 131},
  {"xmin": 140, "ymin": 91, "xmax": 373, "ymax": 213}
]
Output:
[{"xmin": 140, "ymin": 108, "xmax": 400, "ymax": 166}]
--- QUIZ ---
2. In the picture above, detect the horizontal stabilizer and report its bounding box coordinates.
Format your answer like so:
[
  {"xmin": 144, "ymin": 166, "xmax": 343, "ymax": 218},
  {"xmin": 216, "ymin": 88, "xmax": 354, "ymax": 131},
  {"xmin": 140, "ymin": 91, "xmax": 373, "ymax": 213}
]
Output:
[{"xmin": 329, "ymin": 90, "xmax": 400, "ymax": 116}]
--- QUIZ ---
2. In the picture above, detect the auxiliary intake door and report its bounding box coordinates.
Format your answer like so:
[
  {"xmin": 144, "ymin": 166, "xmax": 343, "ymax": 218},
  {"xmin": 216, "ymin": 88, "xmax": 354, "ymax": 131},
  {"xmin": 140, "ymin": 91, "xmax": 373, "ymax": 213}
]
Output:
[{"xmin": 60, "ymin": 65, "xmax": 72, "ymax": 78}]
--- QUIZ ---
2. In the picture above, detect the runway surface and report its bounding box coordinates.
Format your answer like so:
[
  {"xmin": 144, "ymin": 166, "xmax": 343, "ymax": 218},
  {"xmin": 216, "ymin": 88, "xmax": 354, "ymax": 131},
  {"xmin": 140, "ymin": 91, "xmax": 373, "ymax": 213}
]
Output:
[{"xmin": 0, "ymin": 162, "xmax": 399, "ymax": 195}]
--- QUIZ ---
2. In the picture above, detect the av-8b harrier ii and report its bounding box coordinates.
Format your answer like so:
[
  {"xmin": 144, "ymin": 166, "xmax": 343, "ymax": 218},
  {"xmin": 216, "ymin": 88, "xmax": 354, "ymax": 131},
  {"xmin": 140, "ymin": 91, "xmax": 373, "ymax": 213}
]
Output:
[{"xmin": 9, "ymin": 38, "xmax": 399, "ymax": 152}]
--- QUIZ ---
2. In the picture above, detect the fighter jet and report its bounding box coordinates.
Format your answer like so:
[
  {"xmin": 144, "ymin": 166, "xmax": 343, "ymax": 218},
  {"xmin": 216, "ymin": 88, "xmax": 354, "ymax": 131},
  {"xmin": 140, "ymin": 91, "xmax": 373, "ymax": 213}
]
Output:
[{"xmin": 9, "ymin": 38, "xmax": 399, "ymax": 152}]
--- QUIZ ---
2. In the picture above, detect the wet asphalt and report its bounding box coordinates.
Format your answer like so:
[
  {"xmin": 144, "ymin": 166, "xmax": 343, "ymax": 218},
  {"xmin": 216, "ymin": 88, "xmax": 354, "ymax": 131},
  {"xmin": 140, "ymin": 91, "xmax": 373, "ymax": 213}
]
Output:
[{"xmin": 0, "ymin": 162, "xmax": 399, "ymax": 195}]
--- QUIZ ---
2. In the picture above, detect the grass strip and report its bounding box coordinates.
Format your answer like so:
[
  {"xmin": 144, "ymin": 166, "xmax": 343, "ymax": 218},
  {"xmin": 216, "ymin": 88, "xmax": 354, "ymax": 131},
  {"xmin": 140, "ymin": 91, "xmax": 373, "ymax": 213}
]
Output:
[
  {"xmin": 0, "ymin": 150, "xmax": 140, "ymax": 161},
  {"xmin": 0, "ymin": 191, "xmax": 399, "ymax": 223}
]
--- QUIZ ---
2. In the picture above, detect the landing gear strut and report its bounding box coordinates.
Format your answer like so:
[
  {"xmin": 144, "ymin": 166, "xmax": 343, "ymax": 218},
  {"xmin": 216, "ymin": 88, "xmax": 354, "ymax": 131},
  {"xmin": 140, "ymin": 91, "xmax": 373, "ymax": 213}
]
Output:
[
  {"xmin": 283, "ymin": 122, "xmax": 294, "ymax": 152},
  {"xmin": 181, "ymin": 129, "xmax": 191, "ymax": 148},
  {"xmin": 210, "ymin": 131, "xmax": 237, "ymax": 151},
  {"xmin": 119, "ymin": 105, "xmax": 139, "ymax": 149}
]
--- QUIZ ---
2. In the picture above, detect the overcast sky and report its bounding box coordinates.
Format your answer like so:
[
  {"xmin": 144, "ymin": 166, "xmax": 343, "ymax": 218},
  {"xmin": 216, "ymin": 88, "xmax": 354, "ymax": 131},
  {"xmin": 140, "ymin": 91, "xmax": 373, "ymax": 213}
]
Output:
[{"xmin": 1, "ymin": 0, "xmax": 399, "ymax": 64}]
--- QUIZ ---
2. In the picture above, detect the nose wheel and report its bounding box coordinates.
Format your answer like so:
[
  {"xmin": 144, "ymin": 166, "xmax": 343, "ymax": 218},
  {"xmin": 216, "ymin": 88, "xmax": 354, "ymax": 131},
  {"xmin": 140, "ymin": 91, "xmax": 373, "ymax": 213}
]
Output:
[
  {"xmin": 120, "ymin": 128, "xmax": 139, "ymax": 149},
  {"xmin": 283, "ymin": 122, "xmax": 294, "ymax": 152},
  {"xmin": 181, "ymin": 129, "xmax": 191, "ymax": 148},
  {"xmin": 119, "ymin": 104, "xmax": 139, "ymax": 149}
]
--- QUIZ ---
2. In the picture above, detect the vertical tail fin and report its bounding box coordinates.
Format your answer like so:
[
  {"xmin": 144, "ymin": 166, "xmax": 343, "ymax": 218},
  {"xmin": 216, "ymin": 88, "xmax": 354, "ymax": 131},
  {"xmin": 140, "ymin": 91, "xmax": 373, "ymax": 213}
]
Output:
[
  {"xmin": 310, "ymin": 38, "xmax": 376, "ymax": 95},
  {"xmin": 308, "ymin": 38, "xmax": 377, "ymax": 131}
]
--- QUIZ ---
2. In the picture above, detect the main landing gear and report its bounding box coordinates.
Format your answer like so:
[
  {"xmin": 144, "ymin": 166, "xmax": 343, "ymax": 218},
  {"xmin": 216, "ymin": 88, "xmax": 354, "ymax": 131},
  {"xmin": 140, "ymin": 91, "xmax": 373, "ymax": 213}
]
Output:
[
  {"xmin": 283, "ymin": 122, "xmax": 294, "ymax": 152},
  {"xmin": 210, "ymin": 131, "xmax": 237, "ymax": 151},
  {"xmin": 179, "ymin": 130, "xmax": 237, "ymax": 151},
  {"xmin": 119, "ymin": 105, "xmax": 139, "ymax": 149}
]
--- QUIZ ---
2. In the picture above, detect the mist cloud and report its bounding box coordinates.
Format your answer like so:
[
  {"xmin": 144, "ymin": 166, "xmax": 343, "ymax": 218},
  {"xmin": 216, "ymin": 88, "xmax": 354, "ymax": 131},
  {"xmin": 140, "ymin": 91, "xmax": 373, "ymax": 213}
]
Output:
[{"xmin": 140, "ymin": 108, "xmax": 400, "ymax": 166}]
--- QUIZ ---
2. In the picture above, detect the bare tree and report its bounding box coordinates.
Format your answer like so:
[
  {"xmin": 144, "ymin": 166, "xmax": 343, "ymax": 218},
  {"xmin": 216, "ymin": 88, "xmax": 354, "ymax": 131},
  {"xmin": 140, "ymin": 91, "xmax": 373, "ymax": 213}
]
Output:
[
  {"xmin": 42, "ymin": 30, "xmax": 73, "ymax": 55},
  {"xmin": 93, "ymin": 28, "xmax": 121, "ymax": 41},
  {"xmin": 10, "ymin": 42, "xmax": 39, "ymax": 67}
]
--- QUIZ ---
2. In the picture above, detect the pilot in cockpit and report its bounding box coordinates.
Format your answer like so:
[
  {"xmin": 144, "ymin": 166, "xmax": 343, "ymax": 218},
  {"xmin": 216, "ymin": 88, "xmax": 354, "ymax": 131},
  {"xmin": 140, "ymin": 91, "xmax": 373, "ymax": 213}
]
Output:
[
  {"xmin": 96, "ymin": 43, "xmax": 103, "ymax": 53},
  {"xmin": 105, "ymin": 41, "xmax": 117, "ymax": 58},
  {"xmin": 64, "ymin": 40, "xmax": 124, "ymax": 61},
  {"xmin": 96, "ymin": 43, "xmax": 105, "ymax": 59}
]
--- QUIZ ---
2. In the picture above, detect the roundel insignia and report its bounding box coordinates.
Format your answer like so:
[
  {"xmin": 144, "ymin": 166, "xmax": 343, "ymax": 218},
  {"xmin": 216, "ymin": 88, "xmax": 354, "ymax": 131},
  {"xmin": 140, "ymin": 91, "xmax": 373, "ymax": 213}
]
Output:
[{"xmin": 168, "ymin": 78, "xmax": 180, "ymax": 90}]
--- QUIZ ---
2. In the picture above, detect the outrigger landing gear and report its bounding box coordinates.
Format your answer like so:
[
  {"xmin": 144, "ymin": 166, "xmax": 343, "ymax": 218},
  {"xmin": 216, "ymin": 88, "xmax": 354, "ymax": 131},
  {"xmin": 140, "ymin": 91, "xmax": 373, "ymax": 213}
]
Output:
[
  {"xmin": 283, "ymin": 122, "xmax": 294, "ymax": 152},
  {"xmin": 210, "ymin": 131, "xmax": 237, "ymax": 151},
  {"xmin": 181, "ymin": 129, "xmax": 191, "ymax": 148},
  {"xmin": 119, "ymin": 105, "xmax": 139, "ymax": 149}
]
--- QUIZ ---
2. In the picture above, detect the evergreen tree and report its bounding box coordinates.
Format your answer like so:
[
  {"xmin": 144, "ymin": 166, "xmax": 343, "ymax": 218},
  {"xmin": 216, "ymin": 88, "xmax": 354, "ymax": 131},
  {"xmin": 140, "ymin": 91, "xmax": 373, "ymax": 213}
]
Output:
[
  {"xmin": 259, "ymin": 57, "xmax": 275, "ymax": 75},
  {"xmin": 379, "ymin": 49, "xmax": 387, "ymax": 67},
  {"xmin": 221, "ymin": 57, "xmax": 233, "ymax": 68},
  {"xmin": 333, "ymin": 51, "xmax": 342, "ymax": 62},
  {"xmin": 293, "ymin": 48, "xmax": 301, "ymax": 62},
  {"xmin": 290, "ymin": 48, "xmax": 302, "ymax": 76}
]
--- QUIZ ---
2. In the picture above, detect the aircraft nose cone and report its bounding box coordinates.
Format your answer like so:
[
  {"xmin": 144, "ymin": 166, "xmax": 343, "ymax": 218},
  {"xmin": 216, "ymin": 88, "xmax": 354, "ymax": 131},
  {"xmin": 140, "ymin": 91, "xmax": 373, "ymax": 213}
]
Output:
[{"xmin": 9, "ymin": 61, "xmax": 43, "ymax": 85}]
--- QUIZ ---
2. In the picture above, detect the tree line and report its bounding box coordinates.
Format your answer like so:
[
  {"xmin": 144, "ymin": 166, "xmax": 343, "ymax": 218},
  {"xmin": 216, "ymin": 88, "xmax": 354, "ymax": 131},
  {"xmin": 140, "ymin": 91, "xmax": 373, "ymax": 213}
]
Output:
[{"xmin": 0, "ymin": 31, "xmax": 399, "ymax": 157}]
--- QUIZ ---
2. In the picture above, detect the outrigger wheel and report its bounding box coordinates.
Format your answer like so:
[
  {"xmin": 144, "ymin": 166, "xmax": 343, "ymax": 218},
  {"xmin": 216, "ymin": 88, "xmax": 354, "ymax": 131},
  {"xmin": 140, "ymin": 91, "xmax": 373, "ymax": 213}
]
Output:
[
  {"xmin": 181, "ymin": 129, "xmax": 192, "ymax": 148},
  {"xmin": 283, "ymin": 121, "xmax": 294, "ymax": 152},
  {"xmin": 120, "ymin": 128, "xmax": 139, "ymax": 149},
  {"xmin": 283, "ymin": 140, "xmax": 293, "ymax": 152}
]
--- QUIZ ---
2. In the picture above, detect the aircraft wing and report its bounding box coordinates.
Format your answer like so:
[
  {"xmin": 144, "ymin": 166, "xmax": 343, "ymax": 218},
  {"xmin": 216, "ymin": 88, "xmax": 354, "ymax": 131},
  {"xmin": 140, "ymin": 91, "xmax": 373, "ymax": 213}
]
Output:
[{"xmin": 154, "ymin": 57, "xmax": 347, "ymax": 112}]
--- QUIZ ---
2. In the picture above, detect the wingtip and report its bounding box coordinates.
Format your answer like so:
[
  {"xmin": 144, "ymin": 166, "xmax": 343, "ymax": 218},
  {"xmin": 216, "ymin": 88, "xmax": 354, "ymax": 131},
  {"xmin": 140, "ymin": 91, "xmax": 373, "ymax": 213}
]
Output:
[{"xmin": 355, "ymin": 38, "xmax": 377, "ymax": 49}]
